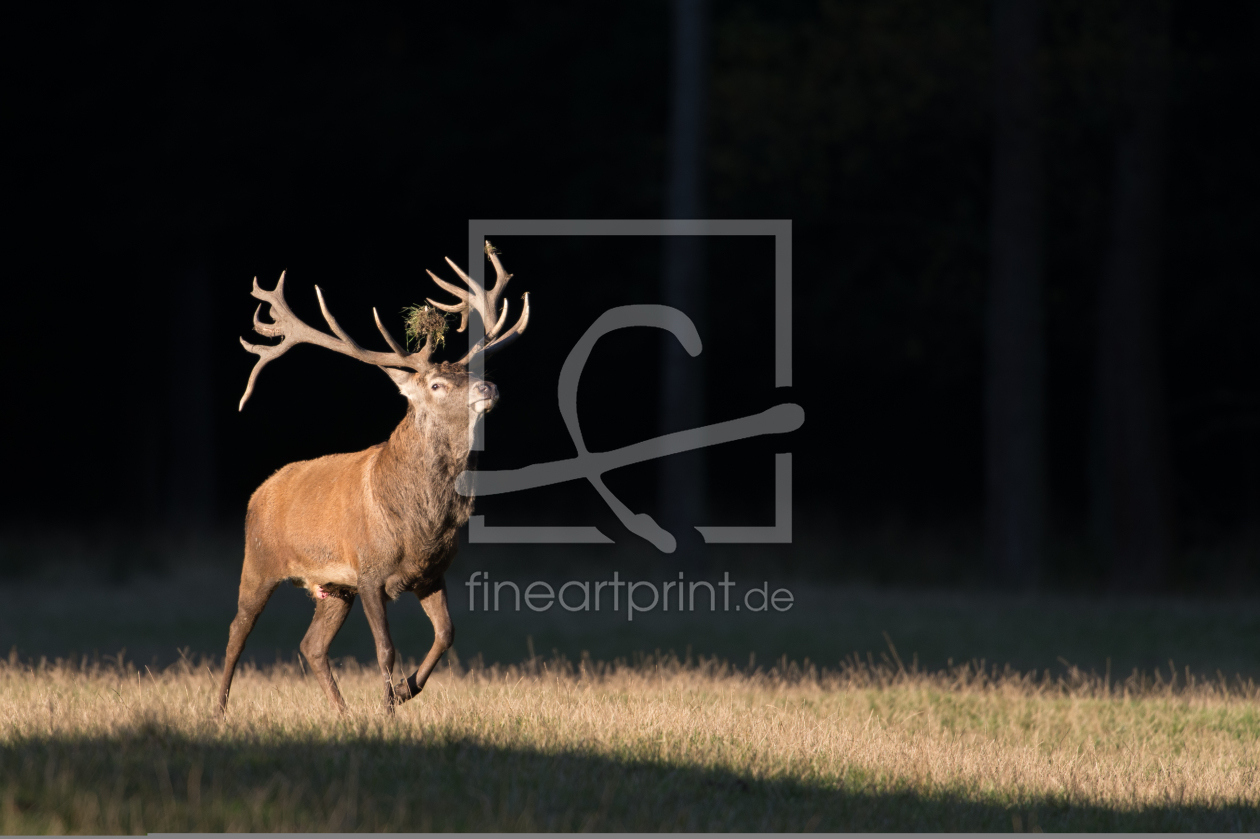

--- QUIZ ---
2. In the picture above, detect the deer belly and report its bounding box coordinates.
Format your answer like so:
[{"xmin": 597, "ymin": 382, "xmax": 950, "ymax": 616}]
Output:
[
  {"xmin": 289, "ymin": 553, "xmax": 359, "ymax": 600},
  {"xmin": 294, "ymin": 563, "xmax": 358, "ymax": 602},
  {"xmin": 308, "ymin": 563, "xmax": 358, "ymax": 588}
]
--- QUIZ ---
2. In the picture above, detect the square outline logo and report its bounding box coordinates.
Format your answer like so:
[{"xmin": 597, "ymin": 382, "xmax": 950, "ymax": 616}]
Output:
[{"xmin": 462, "ymin": 219, "xmax": 795, "ymax": 547}]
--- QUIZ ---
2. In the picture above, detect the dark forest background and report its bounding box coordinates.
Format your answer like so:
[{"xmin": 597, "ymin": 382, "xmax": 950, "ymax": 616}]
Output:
[{"xmin": 2, "ymin": 0, "xmax": 1257, "ymax": 594}]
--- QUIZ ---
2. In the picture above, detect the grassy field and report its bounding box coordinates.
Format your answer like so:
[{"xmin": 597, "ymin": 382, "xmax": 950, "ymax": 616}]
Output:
[
  {"xmin": 4, "ymin": 563, "xmax": 1260, "ymax": 830},
  {"xmin": 2, "ymin": 653, "xmax": 1260, "ymax": 831}
]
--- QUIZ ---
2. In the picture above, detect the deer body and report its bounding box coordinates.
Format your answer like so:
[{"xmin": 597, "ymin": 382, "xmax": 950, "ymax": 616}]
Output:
[
  {"xmin": 217, "ymin": 246, "xmax": 527, "ymax": 714},
  {"xmin": 247, "ymin": 388, "xmax": 475, "ymax": 598}
]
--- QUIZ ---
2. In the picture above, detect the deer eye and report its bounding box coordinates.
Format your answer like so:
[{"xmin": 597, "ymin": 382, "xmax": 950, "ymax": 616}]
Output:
[{"xmin": 430, "ymin": 383, "xmax": 441, "ymax": 391}]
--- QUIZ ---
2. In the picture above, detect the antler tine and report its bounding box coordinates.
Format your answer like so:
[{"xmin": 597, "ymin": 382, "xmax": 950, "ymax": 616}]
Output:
[
  {"xmin": 238, "ymin": 337, "xmax": 277, "ymax": 411},
  {"xmin": 252, "ymin": 303, "xmax": 282, "ymax": 338},
  {"xmin": 237, "ymin": 271, "xmax": 425, "ymax": 411},
  {"xmin": 425, "ymin": 296, "xmax": 466, "ymax": 313},
  {"xmin": 443, "ymin": 256, "xmax": 486, "ymax": 298},
  {"xmin": 474, "ymin": 242, "xmax": 516, "ymax": 346},
  {"xmin": 424, "ymin": 269, "xmax": 471, "ymax": 303},
  {"xmin": 373, "ymin": 307, "xmax": 408, "ymax": 356},
  {"xmin": 425, "ymin": 269, "xmax": 471, "ymax": 333},
  {"xmin": 475, "ymin": 292, "xmax": 530, "ymax": 360},
  {"xmin": 250, "ymin": 269, "xmax": 282, "ymax": 298},
  {"xmin": 488, "ymin": 298, "xmax": 510, "ymax": 337},
  {"xmin": 374, "ymin": 306, "xmax": 432, "ymax": 364},
  {"xmin": 485, "ymin": 246, "xmax": 513, "ymax": 293},
  {"xmin": 314, "ymin": 286, "xmax": 363, "ymax": 351}
]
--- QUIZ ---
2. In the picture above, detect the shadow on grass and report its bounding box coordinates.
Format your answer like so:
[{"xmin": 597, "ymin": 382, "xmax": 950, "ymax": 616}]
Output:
[{"xmin": 2, "ymin": 726, "xmax": 1257, "ymax": 832}]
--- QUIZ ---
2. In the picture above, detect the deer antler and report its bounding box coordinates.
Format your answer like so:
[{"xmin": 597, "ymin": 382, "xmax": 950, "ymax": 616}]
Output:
[
  {"xmin": 425, "ymin": 240, "xmax": 531, "ymax": 365},
  {"xmin": 238, "ymin": 272, "xmax": 430, "ymax": 411},
  {"xmin": 239, "ymin": 245, "xmax": 529, "ymax": 409}
]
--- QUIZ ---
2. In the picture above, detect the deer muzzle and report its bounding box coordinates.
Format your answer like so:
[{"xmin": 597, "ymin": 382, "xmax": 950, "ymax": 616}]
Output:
[{"xmin": 470, "ymin": 381, "xmax": 499, "ymax": 414}]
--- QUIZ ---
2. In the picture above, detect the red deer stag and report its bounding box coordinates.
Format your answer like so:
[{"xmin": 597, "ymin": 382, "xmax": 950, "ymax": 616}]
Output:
[{"xmin": 217, "ymin": 243, "xmax": 528, "ymax": 714}]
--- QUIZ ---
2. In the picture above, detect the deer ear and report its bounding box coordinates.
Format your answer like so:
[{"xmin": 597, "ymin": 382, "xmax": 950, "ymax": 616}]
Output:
[{"xmin": 381, "ymin": 366, "xmax": 418, "ymax": 394}]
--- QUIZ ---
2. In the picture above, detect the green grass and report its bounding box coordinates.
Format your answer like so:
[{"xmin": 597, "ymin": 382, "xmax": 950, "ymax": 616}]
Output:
[{"xmin": 4, "ymin": 562, "xmax": 1260, "ymax": 831}]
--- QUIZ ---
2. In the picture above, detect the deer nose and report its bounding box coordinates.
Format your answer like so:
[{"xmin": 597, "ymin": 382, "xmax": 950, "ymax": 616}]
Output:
[{"xmin": 470, "ymin": 381, "xmax": 499, "ymax": 413}]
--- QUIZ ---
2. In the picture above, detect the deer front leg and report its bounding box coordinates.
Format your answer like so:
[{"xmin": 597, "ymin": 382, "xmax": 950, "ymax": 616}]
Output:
[
  {"xmin": 358, "ymin": 584, "xmax": 399, "ymax": 714},
  {"xmin": 395, "ymin": 580, "xmax": 453, "ymax": 705}
]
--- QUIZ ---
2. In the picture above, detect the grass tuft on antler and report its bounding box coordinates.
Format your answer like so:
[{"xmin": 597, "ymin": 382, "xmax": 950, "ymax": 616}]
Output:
[{"xmin": 401, "ymin": 303, "xmax": 451, "ymax": 352}]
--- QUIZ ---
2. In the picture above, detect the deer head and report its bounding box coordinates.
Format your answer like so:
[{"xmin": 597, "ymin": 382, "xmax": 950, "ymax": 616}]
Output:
[{"xmin": 237, "ymin": 242, "xmax": 529, "ymax": 427}]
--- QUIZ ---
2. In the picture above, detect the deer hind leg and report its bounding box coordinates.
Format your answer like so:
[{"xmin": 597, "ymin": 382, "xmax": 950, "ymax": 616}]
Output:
[
  {"xmin": 358, "ymin": 585, "xmax": 399, "ymax": 714},
  {"xmin": 216, "ymin": 565, "xmax": 280, "ymax": 714},
  {"xmin": 395, "ymin": 579, "xmax": 453, "ymax": 706},
  {"xmin": 300, "ymin": 591, "xmax": 355, "ymax": 713}
]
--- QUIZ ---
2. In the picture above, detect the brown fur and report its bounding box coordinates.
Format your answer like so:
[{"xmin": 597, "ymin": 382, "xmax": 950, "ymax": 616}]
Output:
[{"xmin": 217, "ymin": 362, "xmax": 496, "ymax": 714}]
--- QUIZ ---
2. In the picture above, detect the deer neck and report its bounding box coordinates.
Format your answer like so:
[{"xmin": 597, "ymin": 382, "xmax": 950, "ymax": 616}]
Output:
[{"xmin": 370, "ymin": 403, "xmax": 478, "ymax": 544}]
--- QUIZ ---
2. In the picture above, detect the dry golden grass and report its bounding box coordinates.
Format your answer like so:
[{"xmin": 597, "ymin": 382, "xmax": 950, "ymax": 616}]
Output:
[{"xmin": 3, "ymin": 652, "xmax": 1260, "ymax": 831}]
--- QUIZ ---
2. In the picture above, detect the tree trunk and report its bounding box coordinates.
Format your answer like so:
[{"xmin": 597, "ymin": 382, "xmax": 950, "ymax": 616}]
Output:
[
  {"xmin": 659, "ymin": 0, "xmax": 709, "ymax": 556},
  {"xmin": 986, "ymin": 0, "xmax": 1046, "ymax": 589},
  {"xmin": 1092, "ymin": 0, "xmax": 1174, "ymax": 592}
]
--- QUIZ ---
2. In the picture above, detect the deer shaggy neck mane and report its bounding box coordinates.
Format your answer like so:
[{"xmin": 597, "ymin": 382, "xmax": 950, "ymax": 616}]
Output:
[{"xmin": 370, "ymin": 378, "xmax": 479, "ymax": 579}]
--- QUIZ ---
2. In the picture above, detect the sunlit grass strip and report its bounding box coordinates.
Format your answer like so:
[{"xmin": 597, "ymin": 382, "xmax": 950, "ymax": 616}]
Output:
[{"xmin": 2, "ymin": 653, "xmax": 1259, "ymax": 831}]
